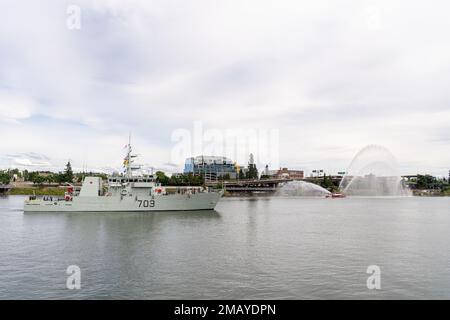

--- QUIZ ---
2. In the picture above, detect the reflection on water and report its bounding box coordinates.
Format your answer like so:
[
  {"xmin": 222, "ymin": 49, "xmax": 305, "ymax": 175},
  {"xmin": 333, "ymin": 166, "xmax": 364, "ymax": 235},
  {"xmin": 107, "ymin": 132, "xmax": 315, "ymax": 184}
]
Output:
[{"xmin": 1, "ymin": 195, "xmax": 450, "ymax": 299}]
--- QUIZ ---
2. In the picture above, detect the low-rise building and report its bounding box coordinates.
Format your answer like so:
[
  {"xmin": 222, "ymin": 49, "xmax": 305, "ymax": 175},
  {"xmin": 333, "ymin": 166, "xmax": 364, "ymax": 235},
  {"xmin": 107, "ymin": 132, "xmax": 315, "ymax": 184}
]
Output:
[
  {"xmin": 262, "ymin": 167, "xmax": 304, "ymax": 180},
  {"xmin": 276, "ymin": 168, "xmax": 304, "ymax": 180}
]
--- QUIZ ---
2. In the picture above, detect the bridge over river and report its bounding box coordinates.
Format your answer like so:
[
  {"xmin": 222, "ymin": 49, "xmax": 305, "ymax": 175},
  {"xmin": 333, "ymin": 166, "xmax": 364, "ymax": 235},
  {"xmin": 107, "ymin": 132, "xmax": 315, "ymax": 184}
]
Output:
[{"xmin": 205, "ymin": 176, "xmax": 343, "ymax": 194}]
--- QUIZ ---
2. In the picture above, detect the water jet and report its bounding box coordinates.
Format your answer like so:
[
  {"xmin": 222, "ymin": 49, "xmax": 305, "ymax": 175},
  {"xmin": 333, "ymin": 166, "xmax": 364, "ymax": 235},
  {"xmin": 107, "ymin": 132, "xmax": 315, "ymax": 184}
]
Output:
[{"xmin": 339, "ymin": 145, "xmax": 410, "ymax": 196}]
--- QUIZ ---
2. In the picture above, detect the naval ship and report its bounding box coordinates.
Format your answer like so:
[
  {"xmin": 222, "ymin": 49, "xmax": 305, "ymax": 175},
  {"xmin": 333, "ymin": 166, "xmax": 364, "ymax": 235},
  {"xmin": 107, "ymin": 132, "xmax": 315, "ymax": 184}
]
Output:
[{"xmin": 24, "ymin": 143, "xmax": 224, "ymax": 212}]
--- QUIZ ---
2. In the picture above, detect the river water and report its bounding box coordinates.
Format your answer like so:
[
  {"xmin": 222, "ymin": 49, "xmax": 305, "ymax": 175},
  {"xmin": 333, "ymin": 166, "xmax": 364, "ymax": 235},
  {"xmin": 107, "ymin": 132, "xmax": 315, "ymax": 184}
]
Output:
[{"xmin": 0, "ymin": 195, "xmax": 449, "ymax": 299}]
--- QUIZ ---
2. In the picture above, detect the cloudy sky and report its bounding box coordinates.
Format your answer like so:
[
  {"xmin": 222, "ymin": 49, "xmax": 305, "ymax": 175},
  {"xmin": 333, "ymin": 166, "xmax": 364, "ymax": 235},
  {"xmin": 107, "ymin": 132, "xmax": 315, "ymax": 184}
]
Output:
[{"xmin": 0, "ymin": 0, "xmax": 449, "ymax": 176}]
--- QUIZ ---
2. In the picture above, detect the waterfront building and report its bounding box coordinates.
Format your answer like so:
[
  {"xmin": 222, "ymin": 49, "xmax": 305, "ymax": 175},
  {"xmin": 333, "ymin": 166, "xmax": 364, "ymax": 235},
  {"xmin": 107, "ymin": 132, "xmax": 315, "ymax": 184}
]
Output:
[
  {"xmin": 262, "ymin": 167, "xmax": 304, "ymax": 180},
  {"xmin": 310, "ymin": 169, "xmax": 324, "ymax": 177},
  {"xmin": 184, "ymin": 156, "xmax": 237, "ymax": 181},
  {"xmin": 276, "ymin": 168, "xmax": 304, "ymax": 179}
]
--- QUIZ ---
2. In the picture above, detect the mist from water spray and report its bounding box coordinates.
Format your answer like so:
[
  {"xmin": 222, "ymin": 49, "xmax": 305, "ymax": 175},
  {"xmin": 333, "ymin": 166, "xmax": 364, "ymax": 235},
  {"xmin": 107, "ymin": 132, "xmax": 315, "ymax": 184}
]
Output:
[
  {"xmin": 276, "ymin": 180, "xmax": 331, "ymax": 197},
  {"xmin": 339, "ymin": 145, "xmax": 411, "ymax": 196}
]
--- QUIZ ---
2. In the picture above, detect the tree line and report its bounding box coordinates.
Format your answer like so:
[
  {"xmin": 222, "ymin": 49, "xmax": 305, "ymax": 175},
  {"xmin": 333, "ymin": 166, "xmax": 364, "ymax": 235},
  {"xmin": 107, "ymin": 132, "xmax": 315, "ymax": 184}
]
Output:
[
  {"xmin": 0, "ymin": 162, "xmax": 106, "ymax": 185},
  {"xmin": 412, "ymin": 174, "xmax": 449, "ymax": 191},
  {"xmin": 155, "ymin": 171, "xmax": 204, "ymax": 186}
]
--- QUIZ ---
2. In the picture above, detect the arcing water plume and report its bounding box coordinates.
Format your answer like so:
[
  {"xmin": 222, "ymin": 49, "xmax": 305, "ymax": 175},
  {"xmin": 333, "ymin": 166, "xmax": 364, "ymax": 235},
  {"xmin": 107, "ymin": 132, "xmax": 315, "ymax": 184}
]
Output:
[
  {"xmin": 339, "ymin": 145, "xmax": 411, "ymax": 196},
  {"xmin": 276, "ymin": 181, "xmax": 331, "ymax": 197}
]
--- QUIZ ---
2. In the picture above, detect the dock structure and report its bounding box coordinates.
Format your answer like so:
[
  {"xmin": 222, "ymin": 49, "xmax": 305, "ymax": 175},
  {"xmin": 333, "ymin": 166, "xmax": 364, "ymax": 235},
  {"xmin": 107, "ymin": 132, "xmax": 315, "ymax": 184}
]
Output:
[
  {"xmin": 206, "ymin": 178, "xmax": 289, "ymax": 194},
  {"xmin": 0, "ymin": 184, "xmax": 12, "ymax": 194}
]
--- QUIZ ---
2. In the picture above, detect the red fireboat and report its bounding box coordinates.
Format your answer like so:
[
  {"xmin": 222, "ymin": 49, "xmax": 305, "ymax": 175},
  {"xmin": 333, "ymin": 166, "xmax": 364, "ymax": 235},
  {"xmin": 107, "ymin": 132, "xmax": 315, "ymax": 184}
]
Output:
[{"xmin": 326, "ymin": 192, "xmax": 346, "ymax": 198}]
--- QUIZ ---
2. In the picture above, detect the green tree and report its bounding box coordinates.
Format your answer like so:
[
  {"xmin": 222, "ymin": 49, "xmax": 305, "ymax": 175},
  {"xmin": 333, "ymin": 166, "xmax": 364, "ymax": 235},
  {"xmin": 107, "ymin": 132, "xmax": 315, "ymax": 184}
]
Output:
[
  {"xmin": 9, "ymin": 168, "xmax": 21, "ymax": 180},
  {"xmin": 27, "ymin": 172, "xmax": 42, "ymax": 183},
  {"xmin": 155, "ymin": 171, "xmax": 170, "ymax": 185},
  {"xmin": 238, "ymin": 168, "xmax": 245, "ymax": 179},
  {"xmin": 64, "ymin": 161, "xmax": 74, "ymax": 183},
  {"xmin": 0, "ymin": 171, "xmax": 11, "ymax": 185},
  {"xmin": 194, "ymin": 174, "xmax": 204, "ymax": 186},
  {"xmin": 23, "ymin": 169, "xmax": 30, "ymax": 181},
  {"xmin": 53, "ymin": 172, "xmax": 65, "ymax": 184},
  {"xmin": 32, "ymin": 175, "xmax": 46, "ymax": 185},
  {"xmin": 416, "ymin": 174, "xmax": 438, "ymax": 189},
  {"xmin": 320, "ymin": 175, "xmax": 337, "ymax": 192},
  {"xmin": 166, "ymin": 173, "xmax": 204, "ymax": 186},
  {"xmin": 246, "ymin": 164, "xmax": 258, "ymax": 180}
]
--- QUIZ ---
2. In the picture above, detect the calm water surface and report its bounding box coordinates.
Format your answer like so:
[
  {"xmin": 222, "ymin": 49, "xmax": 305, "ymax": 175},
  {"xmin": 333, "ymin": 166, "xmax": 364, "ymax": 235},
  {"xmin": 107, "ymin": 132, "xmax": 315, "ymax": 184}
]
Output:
[{"xmin": 0, "ymin": 195, "xmax": 449, "ymax": 299}]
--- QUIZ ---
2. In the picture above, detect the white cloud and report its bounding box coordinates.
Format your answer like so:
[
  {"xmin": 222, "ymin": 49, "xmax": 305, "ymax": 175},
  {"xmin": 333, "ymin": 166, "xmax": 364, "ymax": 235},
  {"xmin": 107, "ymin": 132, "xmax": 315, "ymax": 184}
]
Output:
[
  {"xmin": 0, "ymin": 0, "xmax": 449, "ymax": 175},
  {"xmin": 0, "ymin": 91, "xmax": 36, "ymax": 122}
]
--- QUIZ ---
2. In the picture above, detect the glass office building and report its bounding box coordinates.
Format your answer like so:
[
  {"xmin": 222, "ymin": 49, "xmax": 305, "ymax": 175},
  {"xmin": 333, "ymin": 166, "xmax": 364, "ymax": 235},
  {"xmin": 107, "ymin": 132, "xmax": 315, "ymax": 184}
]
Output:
[{"xmin": 184, "ymin": 156, "xmax": 237, "ymax": 181}]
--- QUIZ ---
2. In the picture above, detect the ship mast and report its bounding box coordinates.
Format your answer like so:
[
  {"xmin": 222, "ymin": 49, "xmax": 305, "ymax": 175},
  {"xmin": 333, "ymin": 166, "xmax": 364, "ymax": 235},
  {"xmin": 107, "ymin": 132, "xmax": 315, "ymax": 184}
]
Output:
[
  {"xmin": 123, "ymin": 133, "xmax": 144, "ymax": 178},
  {"xmin": 125, "ymin": 133, "xmax": 132, "ymax": 178}
]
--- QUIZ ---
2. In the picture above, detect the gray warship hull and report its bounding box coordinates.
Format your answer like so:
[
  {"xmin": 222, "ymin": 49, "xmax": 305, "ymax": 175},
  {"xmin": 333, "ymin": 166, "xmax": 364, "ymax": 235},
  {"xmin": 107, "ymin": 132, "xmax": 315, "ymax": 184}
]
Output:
[{"xmin": 24, "ymin": 190, "xmax": 223, "ymax": 212}]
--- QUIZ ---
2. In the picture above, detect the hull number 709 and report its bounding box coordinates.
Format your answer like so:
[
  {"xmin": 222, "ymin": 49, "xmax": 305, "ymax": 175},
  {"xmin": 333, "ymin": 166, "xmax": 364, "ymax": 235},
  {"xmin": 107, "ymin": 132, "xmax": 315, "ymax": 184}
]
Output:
[{"xmin": 137, "ymin": 199, "xmax": 155, "ymax": 208}]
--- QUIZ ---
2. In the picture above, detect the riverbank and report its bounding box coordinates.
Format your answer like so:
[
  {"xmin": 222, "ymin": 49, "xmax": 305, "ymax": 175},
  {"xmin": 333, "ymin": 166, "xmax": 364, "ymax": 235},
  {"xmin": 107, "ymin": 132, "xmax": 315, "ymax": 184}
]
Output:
[
  {"xmin": 9, "ymin": 187, "xmax": 66, "ymax": 196},
  {"xmin": 412, "ymin": 189, "xmax": 450, "ymax": 197}
]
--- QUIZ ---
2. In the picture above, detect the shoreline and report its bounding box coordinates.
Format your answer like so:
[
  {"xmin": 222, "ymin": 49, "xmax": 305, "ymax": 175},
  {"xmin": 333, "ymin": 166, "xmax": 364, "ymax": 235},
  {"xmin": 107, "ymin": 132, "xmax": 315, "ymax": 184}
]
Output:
[{"xmin": 7, "ymin": 187, "xmax": 66, "ymax": 196}]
